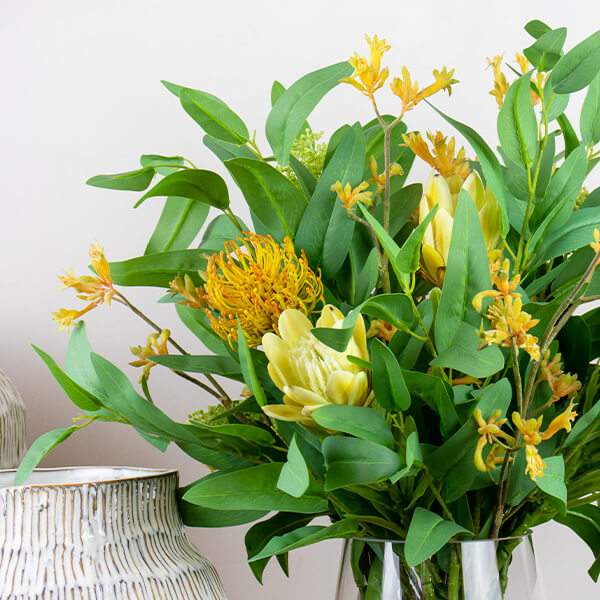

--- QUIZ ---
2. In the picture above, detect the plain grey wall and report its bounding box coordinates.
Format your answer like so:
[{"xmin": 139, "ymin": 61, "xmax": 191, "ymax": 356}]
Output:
[{"xmin": 1, "ymin": 1, "xmax": 599, "ymax": 597}]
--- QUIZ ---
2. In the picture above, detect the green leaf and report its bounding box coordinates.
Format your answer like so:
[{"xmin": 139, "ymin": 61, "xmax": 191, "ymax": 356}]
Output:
[
  {"xmin": 224, "ymin": 157, "xmax": 307, "ymax": 241},
  {"xmin": 312, "ymin": 405, "xmax": 395, "ymax": 448},
  {"xmin": 266, "ymin": 61, "xmax": 353, "ymax": 166},
  {"xmin": 179, "ymin": 500, "xmax": 267, "ymax": 529},
  {"xmin": 428, "ymin": 102, "xmax": 508, "ymax": 234},
  {"xmin": 86, "ymin": 167, "xmax": 155, "ymax": 191},
  {"xmin": 535, "ymin": 455, "xmax": 567, "ymax": 514},
  {"xmin": 140, "ymin": 154, "xmax": 184, "ymax": 176},
  {"xmin": 249, "ymin": 519, "xmax": 359, "ymax": 562},
  {"xmin": 371, "ymin": 339, "xmax": 411, "ymax": 411},
  {"xmin": 295, "ymin": 123, "xmax": 365, "ymax": 269},
  {"xmin": 203, "ymin": 135, "xmax": 256, "ymax": 162},
  {"xmin": 581, "ymin": 73, "xmax": 600, "ymax": 146},
  {"xmin": 183, "ymin": 463, "xmax": 327, "ymax": 513},
  {"xmin": 277, "ymin": 434, "xmax": 310, "ymax": 498},
  {"xmin": 405, "ymin": 508, "xmax": 471, "ymax": 567},
  {"xmin": 14, "ymin": 426, "xmax": 79, "ymax": 485},
  {"xmin": 136, "ymin": 169, "xmax": 229, "ymax": 209},
  {"xmin": 109, "ymin": 249, "xmax": 207, "ymax": 287},
  {"xmin": 145, "ymin": 196, "xmax": 209, "ymax": 255},
  {"xmin": 525, "ymin": 19, "xmax": 552, "ymax": 39},
  {"xmin": 151, "ymin": 354, "xmax": 242, "ymax": 380},
  {"xmin": 558, "ymin": 113, "xmax": 580, "ymax": 157},
  {"xmin": 33, "ymin": 345, "xmax": 100, "ymax": 411},
  {"xmin": 550, "ymin": 29, "xmax": 600, "ymax": 93},
  {"xmin": 197, "ymin": 423, "xmax": 274, "ymax": 446},
  {"xmin": 64, "ymin": 322, "xmax": 104, "ymax": 398},
  {"xmin": 435, "ymin": 190, "xmax": 492, "ymax": 352},
  {"xmin": 237, "ymin": 323, "xmax": 268, "ymax": 406},
  {"xmin": 497, "ymin": 72, "xmax": 538, "ymax": 168},
  {"xmin": 199, "ymin": 213, "xmax": 248, "ymax": 252},
  {"xmin": 177, "ymin": 87, "xmax": 249, "ymax": 145},
  {"xmin": 322, "ymin": 436, "xmax": 402, "ymax": 490},
  {"xmin": 431, "ymin": 322, "xmax": 504, "ymax": 378},
  {"xmin": 175, "ymin": 304, "xmax": 229, "ymax": 355},
  {"xmin": 523, "ymin": 28, "xmax": 567, "ymax": 71}
]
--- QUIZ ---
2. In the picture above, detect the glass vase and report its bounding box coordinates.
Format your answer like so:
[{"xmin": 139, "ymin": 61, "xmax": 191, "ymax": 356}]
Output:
[{"xmin": 335, "ymin": 534, "xmax": 544, "ymax": 600}]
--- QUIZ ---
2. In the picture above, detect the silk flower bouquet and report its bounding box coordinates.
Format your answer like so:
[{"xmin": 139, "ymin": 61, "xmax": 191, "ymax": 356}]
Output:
[{"xmin": 22, "ymin": 18, "xmax": 600, "ymax": 598}]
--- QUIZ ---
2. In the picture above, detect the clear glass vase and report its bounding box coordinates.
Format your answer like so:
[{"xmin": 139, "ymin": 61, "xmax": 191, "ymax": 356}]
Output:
[{"xmin": 336, "ymin": 534, "xmax": 544, "ymax": 600}]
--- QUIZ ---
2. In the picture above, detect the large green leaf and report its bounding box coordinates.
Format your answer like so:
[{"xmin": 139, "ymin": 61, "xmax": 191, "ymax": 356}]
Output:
[
  {"xmin": 145, "ymin": 196, "xmax": 209, "ymax": 255},
  {"xmin": 203, "ymin": 135, "xmax": 256, "ymax": 162},
  {"xmin": 64, "ymin": 322, "xmax": 104, "ymax": 398},
  {"xmin": 168, "ymin": 85, "xmax": 249, "ymax": 144},
  {"xmin": 277, "ymin": 434, "xmax": 310, "ymax": 498},
  {"xmin": 295, "ymin": 123, "xmax": 365, "ymax": 270},
  {"xmin": 224, "ymin": 157, "xmax": 307, "ymax": 241},
  {"xmin": 435, "ymin": 191, "xmax": 492, "ymax": 353},
  {"xmin": 183, "ymin": 463, "xmax": 327, "ymax": 513},
  {"xmin": 175, "ymin": 304, "xmax": 229, "ymax": 355},
  {"xmin": 405, "ymin": 508, "xmax": 471, "ymax": 567},
  {"xmin": 549, "ymin": 29, "xmax": 600, "ymax": 93},
  {"xmin": 266, "ymin": 61, "xmax": 353, "ymax": 165},
  {"xmin": 179, "ymin": 499, "xmax": 267, "ymax": 529},
  {"xmin": 371, "ymin": 339, "xmax": 411, "ymax": 411},
  {"xmin": 431, "ymin": 323, "xmax": 504, "ymax": 378},
  {"xmin": 237, "ymin": 323, "xmax": 268, "ymax": 407},
  {"xmin": 86, "ymin": 167, "xmax": 155, "ymax": 191},
  {"xmin": 535, "ymin": 455, "xmax": 567, "ymax": 514},
  {"xmin": 523, "ymin": 27, "xmax": 567, "ymax": 71},
  {"xmin": 428, "ymin": 103, "xmax": 508, "ymax": 234},
  {"xmin": 525, "ymin": 19, "xmax": 552, "ymax": 39},
  {"xmin": 136, "ymin": 169, "xmax": 229, "ymax": 209},
  {"xmin": 322, "ymin": 437, "xmax": 402, "ymax": 490},
  {"xmin": 248, "ymin": 519, "xmax": 360, "ymax": 562},
  {"xmin": 497, "ymin": 72, "xmax": 538, "ymax": 168},
  {"xmin": 581, "ymin": 73, "xmax": 600, "ymax": 146},
  {"xmin": 108, "ymin": 249, "xmax": 207, "ymax": 287},
  {"xmin": 312, "ymin": 405, "xmax": 395, "ymax": 448},
  {"xmin": 140, "ymin": 154, "xmax": 184, "ymax": 175},
  {"xmin": 15, "ymin": 426, "xmax": 79, "ymax": 485},
  {"xmin": 151, "ymin": 354, "xmax": 243, "ymax": 380}
]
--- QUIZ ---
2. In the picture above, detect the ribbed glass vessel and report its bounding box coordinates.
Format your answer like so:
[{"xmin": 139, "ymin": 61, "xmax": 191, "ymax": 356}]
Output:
[
  {"xmin": 0, "ymin": 369, "xmax": 26, "ymax": 469},
  {"xmin": 336, "ymin": 534, "xmax": 543, "ymax": 600},
  {"xmin": 0, "ymin": 467, "xmax": 228, "ymax": 599}
]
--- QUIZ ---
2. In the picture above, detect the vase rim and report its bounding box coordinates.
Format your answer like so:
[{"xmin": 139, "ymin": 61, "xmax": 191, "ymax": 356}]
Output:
[
  {"xmin": 0, "ymin": 466, "xmax": 178, "ymax": 490},
  {"xmin": 349, "ymin": 531, "xmax": 533, "ymax": 544}
]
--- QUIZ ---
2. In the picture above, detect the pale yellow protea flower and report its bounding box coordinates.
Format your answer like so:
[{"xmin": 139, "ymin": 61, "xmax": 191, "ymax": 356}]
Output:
[
  {"xmin": 473, "ymin": 259, "xmax": 540, "ymax": 361},
  {"xmin": 340, "ymin": 34, "xmax": 391, "ymax": 98},
  {"xmin": 331, "ymin": 181, "xmax": 373, "ymax": 214},
  {"xmin": 203, "ymin": 233, "xmax": 323, "ymax": 348},
  {"xmin": 418, "ymin": 168, "xmax": 501, "ymax": 288},
  {"xmin": 261, "ymin": 306, "xmax": 371, "ymax": 425},
  {"xmin": 390, "ymin": 66, "xmax": 458, "ymax": 113},
  {"xmin": 130, "ymin": 329, "xmax": 170, "ymax": 381},
  {"xmin": 53, "ymin": 243, "xmax": 116, "ymax": 331}
]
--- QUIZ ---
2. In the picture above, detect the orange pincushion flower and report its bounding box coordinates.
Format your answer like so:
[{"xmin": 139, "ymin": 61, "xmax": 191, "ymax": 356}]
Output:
[{"xmin": 203, "ymin": 233, "xmax": 323, "ymax": 348}]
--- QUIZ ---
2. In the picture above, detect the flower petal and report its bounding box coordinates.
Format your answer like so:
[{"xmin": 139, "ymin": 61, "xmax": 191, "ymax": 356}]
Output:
[{"xmin": 278, "ymin": 309, "xmax": 313, "ymax": 344}]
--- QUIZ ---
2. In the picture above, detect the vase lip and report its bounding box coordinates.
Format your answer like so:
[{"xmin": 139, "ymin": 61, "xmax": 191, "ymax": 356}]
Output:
[
  {"xmin": 0, "ymin": 466, "xmax": 178, "ymax": 491},
  {"xmin": 349, "ymin": 531, "xmax": 533, "ymax": 544}
]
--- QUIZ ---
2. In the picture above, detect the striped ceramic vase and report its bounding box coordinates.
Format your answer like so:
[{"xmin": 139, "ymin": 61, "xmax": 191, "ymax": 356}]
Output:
[
  {"xmin": 0, "ymin": 467, "xmax": 228, "ymax": 599},
  {"xmin": 0, "ymin": 369, "xmax": 26, "ymax": 469}
]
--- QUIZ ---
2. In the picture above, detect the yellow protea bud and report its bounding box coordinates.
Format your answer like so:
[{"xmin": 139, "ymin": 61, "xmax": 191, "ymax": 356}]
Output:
[{"xmin": 261, "ymin": 305, "xmax": 372, "ymax": 425}]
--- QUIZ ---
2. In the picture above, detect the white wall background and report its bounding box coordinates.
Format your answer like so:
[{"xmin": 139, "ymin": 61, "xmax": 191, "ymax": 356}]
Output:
[{"xmin": 1, "ymin": 1, "xmax": 599, "ymax": 597}]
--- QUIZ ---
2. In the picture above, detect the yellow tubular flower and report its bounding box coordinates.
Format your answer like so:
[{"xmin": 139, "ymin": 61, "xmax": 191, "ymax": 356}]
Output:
[
  {"xmin": 203, "ymin": 233, "xmax": 323, "ymax": 348},
  {"xmin": 369, "ymin": 156, "xmax": 403, "ymax": 192},
  {"xmin": 331, "ymin": 181, "xmax": 373, "ymax": 214},
  {"xmin": 590, "ymin": 228, "xmax": 600, "ymax": 253},
  {"xmin": 366, "ymin": 319, "xmax": 397, "ymax": 342},
  {"xmin": 391, "ymin": 67, "xmax": 458, "ymax": 113},
  {"xmin": 473, "ymin": 408, "xmax": 515, "ymax": 472},
  {"xmin": 53, "ymin": 243, "xmax": 116, "ymax": 331},
  {"xmin": 487, "ymin": 55, "xmax": 509, "ymax": 108},
  {"xmin": 261, "ymin": 306, "xmax": 371, "ymax": 425},
  {"xmin": 340, "ymin": 34, "xmax": 390, "ymax": 98},
  {"xmin": 170, "ymin": 274, "xmax": 206, "ymax": 310},
  {"xmin": 130, "ymin": 329, "xmax": 170, "ymax": 381}
]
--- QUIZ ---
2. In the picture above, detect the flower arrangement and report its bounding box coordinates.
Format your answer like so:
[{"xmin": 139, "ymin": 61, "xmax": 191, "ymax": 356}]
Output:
[{"xmin": 23, "ymin": 18, "xmax": 600, "ymax": 597}]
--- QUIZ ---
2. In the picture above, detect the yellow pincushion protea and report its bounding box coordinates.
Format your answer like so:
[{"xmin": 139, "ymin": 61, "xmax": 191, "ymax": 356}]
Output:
[
  {"xmin": 261, "ymin": 306, "xmax": 372, "ymax": 425},
  {"xmin": 203, "ymin": 232, "xmax": 323, "ymax": 348}
]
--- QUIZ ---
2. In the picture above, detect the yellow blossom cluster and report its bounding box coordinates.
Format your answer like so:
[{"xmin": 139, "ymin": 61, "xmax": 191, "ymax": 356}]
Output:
[
  {"xmin": 537, "ymin": 350, "xmax": 582, "ymax": 404},
  {"xmin": 170, "ymin": 274, "xmax": 206, "ymax": 310},
  {"xmin": 473, "ymin": 259, "xmax": 540, "ymax": 361},
  {"xmin": 53, "ymin": 243, "xmax": 116, "ymax": 331},
  {"xmin": 130, "ymin": 329, "xmax": 170, "ymax": 381},
  {"xmin": 331, "ymin": 181, "xmax": 372, "ymax": 214},
  {"xmin": 202, "ymin": 233, "xmax": 323, "ymax": 348},
  {"xmin": 341, "ymin": 34, "xmax": 457, "ymax": 112},
  {"xmin": 487, "ymin": 53, "xmax": 544, "ymax": 109}
]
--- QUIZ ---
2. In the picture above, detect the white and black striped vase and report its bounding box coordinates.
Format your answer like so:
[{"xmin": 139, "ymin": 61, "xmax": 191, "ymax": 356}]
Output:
[
  {"xmin": 0, "ymin": 369, "xmax": 26, "ymax": 469},
  {"xmin": 0, "ymin": 467, "xmax": 228, "ymax": 599}
]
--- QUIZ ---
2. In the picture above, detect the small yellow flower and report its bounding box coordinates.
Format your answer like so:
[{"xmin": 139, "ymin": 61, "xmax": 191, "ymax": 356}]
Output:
[
  {"xmin": 540, "ymin": 400, "xmax": 578, "ymax": 441},
  {"xmin": 331, "ymin": 181, "xmax": 373, "ymax": 214},
  {"xmin": 390, "ymin": 66, "xmax": 458, "ymax": 113},
  {"xmin": 341, "ymin": 34, "xmax": 390, "ymax": 98},
  {"xmin": 130, "ymin": 329, "xmax": 170, "ymax": 382},
  {"xmin": 53, "ymin": 243, "xmax": 116, "ymax": 331},
  {"xmin": 525, "ymin": 444, "xmax": 546, "ymax": 480},
  {"xmin": 590, "ymin": 228, "xmax": 600, "ymax": 254},
  {"xmin": 261, "ymin": 305, "xmax": 371, "ymax": 425},
  {"xmin": 366, "ymin": 319, "xmax": 397, "ymax": 342},
  {"xmin": 170, "ymin": 274, "xmax": 206, "ymax": 310},
  {"xmin": 369, "ymin": 156, "xmax": 403, "ymax": 192},
  {"xmin": 203, "ymin": 233, "xmax": 323, "ymax": 348},
  {"xmin": 473, "ymin": 408, "xmax": 515, "ymax": 472}
]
